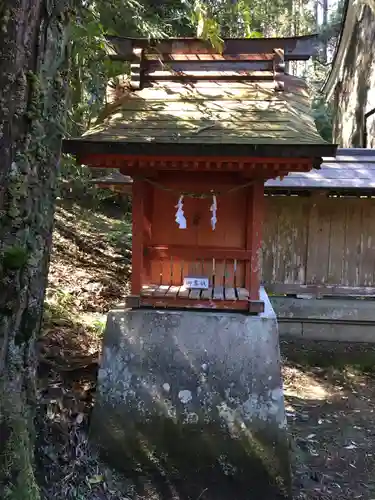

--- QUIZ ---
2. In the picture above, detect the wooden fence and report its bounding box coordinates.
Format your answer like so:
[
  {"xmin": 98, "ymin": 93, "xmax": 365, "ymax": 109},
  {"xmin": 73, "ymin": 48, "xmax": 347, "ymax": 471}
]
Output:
[{"xmin": 262, "ymin": 194, "xmax": 375, "ymax": 296}]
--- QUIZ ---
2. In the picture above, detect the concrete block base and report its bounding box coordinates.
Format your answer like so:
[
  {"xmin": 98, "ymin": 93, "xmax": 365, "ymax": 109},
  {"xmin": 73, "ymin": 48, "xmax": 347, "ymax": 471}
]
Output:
[
  {"xmin": 272, "ymin": 296, "xmax": 375, "ymax": 342},
  {"xmin": 91, "ymin": 289, "xmax": 291, "ymax": 499}
]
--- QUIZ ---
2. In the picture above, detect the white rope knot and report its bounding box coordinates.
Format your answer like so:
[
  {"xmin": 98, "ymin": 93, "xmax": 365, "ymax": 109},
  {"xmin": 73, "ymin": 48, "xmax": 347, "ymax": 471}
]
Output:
[
  {"xmin": 175, "ymin": 195, "xmax": 187, "ymax": 229},
  {"xmin": 210, "ymin": 194, "xmax": 217, "ymax": 230}
]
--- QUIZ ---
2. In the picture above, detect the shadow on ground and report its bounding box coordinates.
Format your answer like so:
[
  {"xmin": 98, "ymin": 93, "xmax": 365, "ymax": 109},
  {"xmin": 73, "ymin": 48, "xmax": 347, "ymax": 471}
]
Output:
[{"xmin": 37, "ymin": 332, "xmax": 375, "ymax": 499}]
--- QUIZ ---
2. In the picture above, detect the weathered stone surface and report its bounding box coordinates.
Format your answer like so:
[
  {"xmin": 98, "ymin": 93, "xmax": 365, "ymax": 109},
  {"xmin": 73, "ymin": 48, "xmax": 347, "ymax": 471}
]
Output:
[{"xmin": 91, "ymin": 289, "xmax": 291, "ymax": 499}]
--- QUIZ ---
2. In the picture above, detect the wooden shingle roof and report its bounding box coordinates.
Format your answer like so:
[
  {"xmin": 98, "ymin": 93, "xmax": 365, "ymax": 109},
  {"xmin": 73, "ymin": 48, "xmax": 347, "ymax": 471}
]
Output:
[
  {"xmin": 64, "ymin": 37, "xmax": 335, "ymax": 159},
  {"xmin": 82, "ymin": 75, "xmax": 327, "ymax": 147}
]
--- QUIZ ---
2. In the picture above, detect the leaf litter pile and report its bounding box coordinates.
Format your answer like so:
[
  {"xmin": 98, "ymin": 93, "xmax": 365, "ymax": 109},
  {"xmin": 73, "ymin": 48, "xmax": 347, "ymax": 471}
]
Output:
[{"xmin": 37, "ymin": 200, "xmax": 375, "ymax": 499}]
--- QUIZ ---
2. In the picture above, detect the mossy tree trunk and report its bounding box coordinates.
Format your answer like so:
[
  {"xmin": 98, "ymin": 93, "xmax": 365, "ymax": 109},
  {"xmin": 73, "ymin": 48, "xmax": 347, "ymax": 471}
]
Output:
[{"xmin": 0, "ymin": 1, "xmax": 71, "ymax": 498}]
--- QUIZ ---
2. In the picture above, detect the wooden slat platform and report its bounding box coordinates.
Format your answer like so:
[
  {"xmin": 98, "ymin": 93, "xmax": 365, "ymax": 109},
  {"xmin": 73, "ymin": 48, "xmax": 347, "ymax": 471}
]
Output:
[
  {"xmin": 141, "ymin": 284, "xmax": 248, "ymax": 300},
  {"xmin": 136, "ymin": 285, "xmax": 264, "ymax": 313}
]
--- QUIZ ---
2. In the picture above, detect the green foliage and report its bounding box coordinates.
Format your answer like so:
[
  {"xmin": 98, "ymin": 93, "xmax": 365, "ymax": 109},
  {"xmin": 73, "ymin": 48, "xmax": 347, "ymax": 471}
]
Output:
[
  {"xmin": 2, "ymin": 246, "xmax": 28, "ymax": 270},
  {"xmin": 0, "ymin": 386, "xmax": 40, "ymax": 500},
  {"xmin": 59, "ymin": 155, "xmax": 112, "ymax": 202},
  {"xmin": 191, "ymin": 0, "xmax": 223, "ymax": 51},
  {"xmin": 312, "ymin": 97, "xmax": 333, "ymax": 142},
  {"xmin": 92, "ymin": 317, "xmax": 106, "ymax": 337},
  {"xmin": 25, "ymin": 71, "xmax": 42, "ymax": 120},
  {"xmin": 44, "ymin": 289, "xmax": 75, "ymax": 320},
  {"xmin": 63, "ymin": 0, "xmax": 191, "ymax": 190},
  {"xmin": 104, "ymin": 217, "xmax": 132, "ymax": 247}
]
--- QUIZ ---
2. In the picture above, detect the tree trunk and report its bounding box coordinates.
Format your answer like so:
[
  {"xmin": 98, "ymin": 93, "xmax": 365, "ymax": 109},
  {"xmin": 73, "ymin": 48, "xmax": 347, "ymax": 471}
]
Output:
[
  {"xmin": 321, "ymin": 0, "xmax": 328, "ymax": 64},
  {"xmin": 0, "ymin": 1, "xmax": 70, "ymax": 498}
]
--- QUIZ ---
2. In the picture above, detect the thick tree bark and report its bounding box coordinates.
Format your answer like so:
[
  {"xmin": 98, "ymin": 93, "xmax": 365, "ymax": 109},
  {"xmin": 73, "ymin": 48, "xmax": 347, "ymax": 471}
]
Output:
[
  {"xmin": 332, "ymin": 4, "xmax": 375, "ymax": 147},
  {"xmin": 0, "ymin": 1, "xmax": 70, "ymax": 498}
]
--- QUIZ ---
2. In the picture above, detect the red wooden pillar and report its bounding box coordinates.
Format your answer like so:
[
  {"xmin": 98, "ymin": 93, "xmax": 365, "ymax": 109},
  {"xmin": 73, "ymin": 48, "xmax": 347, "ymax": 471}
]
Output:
[
  {"xmin": 131, "ymin": 180, "xmax": 146, "ymax": 295},
  {"xmin": 143, "ymin": 182, "xmax": 153, "ymax": 284},
  {"xmin": 245, "ymin": 181, "xmax": 265, "ymax": 303}
]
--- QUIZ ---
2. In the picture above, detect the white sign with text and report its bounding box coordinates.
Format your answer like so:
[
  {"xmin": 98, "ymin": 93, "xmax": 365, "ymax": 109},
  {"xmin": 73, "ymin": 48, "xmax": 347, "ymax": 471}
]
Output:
[{"xmin": 183, "ymin": 276, "xmax": 209, "ymax": 289}]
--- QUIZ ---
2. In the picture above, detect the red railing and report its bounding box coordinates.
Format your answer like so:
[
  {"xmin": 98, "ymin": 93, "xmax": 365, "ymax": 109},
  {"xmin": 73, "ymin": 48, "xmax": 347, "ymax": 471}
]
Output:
[{"xmin": 145, "ymin": 245, "xmax": 247, "ymax": 288}]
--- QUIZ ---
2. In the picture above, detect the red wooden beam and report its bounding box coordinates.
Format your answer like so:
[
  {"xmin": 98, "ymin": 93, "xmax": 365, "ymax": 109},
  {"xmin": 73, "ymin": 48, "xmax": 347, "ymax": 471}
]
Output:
[
  {"xmin": 105, "ymin": 34, "xmax": 320, "ymax": 60},
  {"xmin": 80, "ymin": 154, "xmax": 313, "ymax": 176},
  {"xmin": 146, "ymin": 245, "xmax": 250, "ymax": 261},
  {"xmin": 82, "ymin": 154, "xmax": 312, "ymax": 166},
  {"xmin": 146, "ymin": 53, "xmax": 276, "ymax": 61},
  {"xmin": 146, "ymin": 71, "xmax": 276, "ymax": 82}
]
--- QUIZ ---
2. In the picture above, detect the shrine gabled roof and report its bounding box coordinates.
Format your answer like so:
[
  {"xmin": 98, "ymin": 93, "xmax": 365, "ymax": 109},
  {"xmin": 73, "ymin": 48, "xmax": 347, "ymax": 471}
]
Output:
[
  {"xmin": 81, "ymin": 77, "xmax": 327, "ymax": 145},
  {"xmin": 63, "ymin": 38, "xmax": 336, "ymax": 159}
]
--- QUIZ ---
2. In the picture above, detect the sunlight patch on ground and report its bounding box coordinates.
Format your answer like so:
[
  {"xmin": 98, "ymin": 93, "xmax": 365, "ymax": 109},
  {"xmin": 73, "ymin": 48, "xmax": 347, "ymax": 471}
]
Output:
[{"xmin": 283, "ymin": 366, "xmax": 331, "ymax": 401}]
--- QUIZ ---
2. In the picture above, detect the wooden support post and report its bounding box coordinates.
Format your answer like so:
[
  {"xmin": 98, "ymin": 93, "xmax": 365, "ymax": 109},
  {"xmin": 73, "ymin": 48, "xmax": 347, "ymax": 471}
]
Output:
[
  {"xmin": 245, "ymin": 181, "xmax": 265, "ymax": 301},
  {"xmin": 130, "ymin": 48, "xmax": 144, "ymax": 90},
  {"xmin": 131, "ymin": 179, "xmax": 146, "ymax": 296},
  {"xmin": 143, "ymin": 182, "xmax": 153, "ymax": 284}
]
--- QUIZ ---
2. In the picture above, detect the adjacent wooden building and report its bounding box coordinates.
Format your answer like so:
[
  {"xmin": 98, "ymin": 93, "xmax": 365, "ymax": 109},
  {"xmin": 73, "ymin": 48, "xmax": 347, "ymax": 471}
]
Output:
[{"xmin": 263, "ymin": 148, "xmax": 375, "ymax": 298}]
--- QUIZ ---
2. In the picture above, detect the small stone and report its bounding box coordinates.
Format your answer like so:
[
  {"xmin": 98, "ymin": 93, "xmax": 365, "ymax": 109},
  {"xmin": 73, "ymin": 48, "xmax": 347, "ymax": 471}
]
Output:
[
  {"xmin": 162, "ymin": 383, "xmax": 170, "ymax": 393},
  {"xmin": 178, "ymin": 390, "xmax": 192, "ymax": 404},
  {"xmin": 298, "ymin": 413, "xmax": 309, "ymax": 422}
]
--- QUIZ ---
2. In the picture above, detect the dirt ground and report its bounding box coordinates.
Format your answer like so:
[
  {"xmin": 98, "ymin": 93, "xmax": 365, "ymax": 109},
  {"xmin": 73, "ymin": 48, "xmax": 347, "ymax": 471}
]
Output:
[
  {"xmin": 283, "ymin": 341, "xmax": 375, "ymax": 500},
  {"xmin": 36, "ymin": 200, "xmax": 375, "ymax": 500}
]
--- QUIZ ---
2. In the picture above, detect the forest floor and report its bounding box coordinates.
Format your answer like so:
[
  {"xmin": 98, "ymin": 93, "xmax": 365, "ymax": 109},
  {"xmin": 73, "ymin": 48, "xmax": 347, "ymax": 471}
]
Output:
[{"xmin": 37, "ymin": 199, "xmax": 375, "ymax": 500}]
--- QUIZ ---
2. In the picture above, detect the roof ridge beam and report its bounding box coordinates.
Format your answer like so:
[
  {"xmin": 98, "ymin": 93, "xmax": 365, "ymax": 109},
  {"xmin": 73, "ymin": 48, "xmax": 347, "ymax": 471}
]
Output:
[{"xmin": 105, "ymin": 35, "xmax": 320, "ymax": 62}]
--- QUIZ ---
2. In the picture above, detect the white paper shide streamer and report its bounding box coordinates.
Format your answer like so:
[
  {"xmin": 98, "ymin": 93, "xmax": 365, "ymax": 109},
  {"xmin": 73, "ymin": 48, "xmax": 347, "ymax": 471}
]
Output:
[
  {"xmin": 175, "ymin": 195, "xmax": 187, "ymax": 229},
  {"xmin": 210, "ymin": 194, "xmax": 217, "ymax": 230}
]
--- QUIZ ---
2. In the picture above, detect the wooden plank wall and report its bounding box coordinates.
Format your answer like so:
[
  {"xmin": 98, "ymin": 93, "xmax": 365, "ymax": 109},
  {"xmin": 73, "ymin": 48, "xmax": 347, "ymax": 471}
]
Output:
[{"xmin": 262, "ymin": 195, "xmax": 375, "ymax": 288}]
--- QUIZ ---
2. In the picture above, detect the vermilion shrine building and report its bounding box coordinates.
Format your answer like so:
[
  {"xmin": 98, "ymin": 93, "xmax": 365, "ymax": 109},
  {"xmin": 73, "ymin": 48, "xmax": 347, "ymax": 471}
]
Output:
[{"xmin": 64, "ymin": 36, "xmax": 336, "ymax": 314}]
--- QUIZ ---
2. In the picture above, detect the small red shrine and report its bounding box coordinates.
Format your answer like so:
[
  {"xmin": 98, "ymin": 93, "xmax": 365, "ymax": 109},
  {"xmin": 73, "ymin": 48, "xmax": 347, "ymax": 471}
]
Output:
[{"xmin": 64, "ymin": 36, "xmax": 336, "ymax": 314}]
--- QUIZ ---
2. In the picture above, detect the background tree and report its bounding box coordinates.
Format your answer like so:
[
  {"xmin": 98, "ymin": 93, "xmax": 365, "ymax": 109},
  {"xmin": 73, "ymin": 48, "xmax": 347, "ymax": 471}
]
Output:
[{"xmin": 0, "ymin": 2, "xmax": 71, "ymax": 498}]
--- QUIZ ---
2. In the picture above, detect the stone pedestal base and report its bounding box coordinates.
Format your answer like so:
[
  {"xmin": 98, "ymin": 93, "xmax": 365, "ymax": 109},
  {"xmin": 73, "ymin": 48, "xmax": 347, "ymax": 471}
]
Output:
[{"xmin": 91, "ymin": 288, "xmax": 291, "ymax": 499}]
